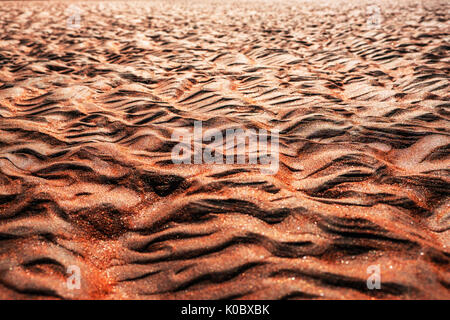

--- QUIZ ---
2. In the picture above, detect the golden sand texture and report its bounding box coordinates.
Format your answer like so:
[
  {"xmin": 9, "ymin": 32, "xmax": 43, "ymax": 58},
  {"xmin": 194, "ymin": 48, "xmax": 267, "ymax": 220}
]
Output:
[{"xmin": 0, "ymin": 0, "xmax": 449, "ymax": 299}]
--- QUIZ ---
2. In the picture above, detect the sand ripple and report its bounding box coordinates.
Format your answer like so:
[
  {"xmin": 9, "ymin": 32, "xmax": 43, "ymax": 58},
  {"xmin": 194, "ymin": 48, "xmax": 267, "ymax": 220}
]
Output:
[{"xmin": 0, "ymin": 0, "xmax": 449, "ymax": 299}]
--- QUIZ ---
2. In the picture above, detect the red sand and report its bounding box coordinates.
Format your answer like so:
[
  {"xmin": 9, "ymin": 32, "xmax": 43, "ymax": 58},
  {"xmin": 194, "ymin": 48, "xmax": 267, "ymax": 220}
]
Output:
[{"xmin": 0, "ymin": 0, "xmax": 449, "ymax": 299}]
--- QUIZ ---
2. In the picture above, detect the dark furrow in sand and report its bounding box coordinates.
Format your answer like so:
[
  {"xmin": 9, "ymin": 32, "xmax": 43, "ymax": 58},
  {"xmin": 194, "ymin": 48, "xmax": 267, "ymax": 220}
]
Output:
[{"xmin": 0, "ymin": 0, "xmax": 448, "ymax": 299}]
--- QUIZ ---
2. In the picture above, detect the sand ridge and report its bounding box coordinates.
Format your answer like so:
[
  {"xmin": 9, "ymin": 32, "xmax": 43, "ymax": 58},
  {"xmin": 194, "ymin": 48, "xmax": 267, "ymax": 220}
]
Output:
[{"xmin": 0, "ymin": 0, "xmax": 449, "ymax": 299}]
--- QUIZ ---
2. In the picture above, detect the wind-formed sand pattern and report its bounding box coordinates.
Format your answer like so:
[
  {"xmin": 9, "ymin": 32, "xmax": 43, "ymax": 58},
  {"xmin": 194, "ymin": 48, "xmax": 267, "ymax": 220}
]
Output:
[{"xmin": 0, "ymin": 0, "xmax": 449, "ymax": 299}]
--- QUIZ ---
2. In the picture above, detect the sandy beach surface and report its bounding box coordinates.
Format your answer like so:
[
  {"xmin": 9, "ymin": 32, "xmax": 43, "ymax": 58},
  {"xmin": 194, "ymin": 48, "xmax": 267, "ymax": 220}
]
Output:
[{"xmin": 0, "ymin": 0, "xmax": 449, "ymax": 299}]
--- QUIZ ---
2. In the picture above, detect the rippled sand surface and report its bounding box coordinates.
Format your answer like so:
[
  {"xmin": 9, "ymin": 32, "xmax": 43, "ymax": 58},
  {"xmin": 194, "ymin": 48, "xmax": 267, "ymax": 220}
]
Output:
[{"xmin": 0, "ymin": 0, "xmax": 449, "ymax": 299}]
